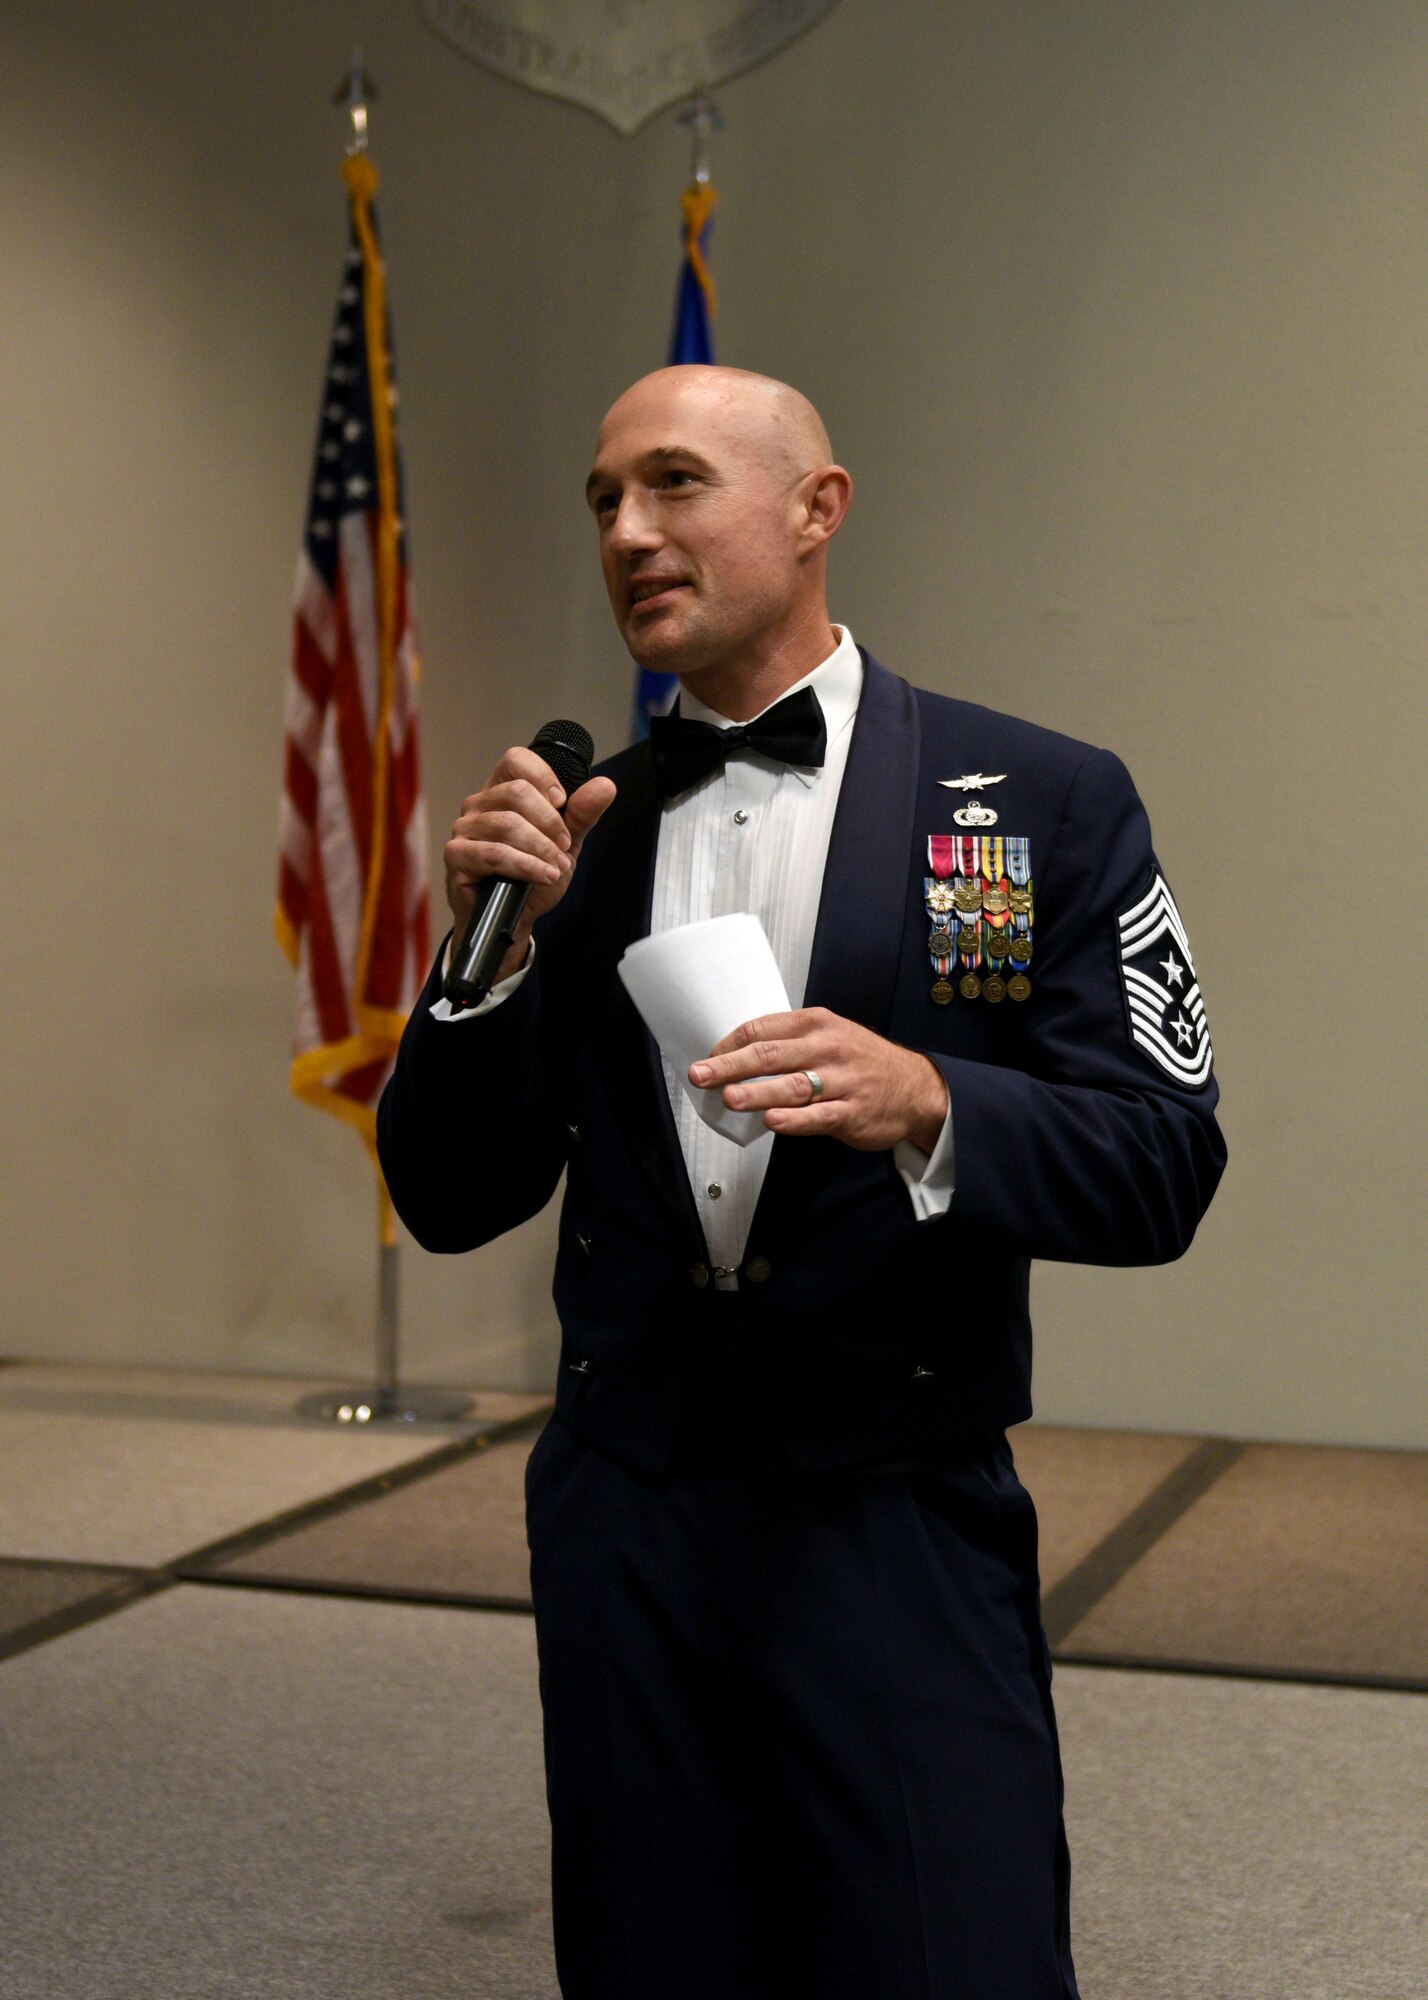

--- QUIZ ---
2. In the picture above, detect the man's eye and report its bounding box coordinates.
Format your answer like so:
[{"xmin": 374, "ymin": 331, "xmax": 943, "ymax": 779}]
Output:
[{"xmin": 661, "ymin": 470, "xmax": 696, "ymax": 489}]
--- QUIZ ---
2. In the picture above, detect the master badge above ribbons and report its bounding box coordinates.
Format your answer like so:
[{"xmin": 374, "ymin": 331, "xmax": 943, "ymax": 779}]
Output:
[{"xmin": 1117, "ymin": 872, "xmax": 1213, "ymax": 1088}]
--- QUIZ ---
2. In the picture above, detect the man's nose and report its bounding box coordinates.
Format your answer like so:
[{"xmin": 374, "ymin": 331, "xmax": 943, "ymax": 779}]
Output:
[{"xmin": 607, "ymin": 491, "xmax": 662, "ymax": 555}]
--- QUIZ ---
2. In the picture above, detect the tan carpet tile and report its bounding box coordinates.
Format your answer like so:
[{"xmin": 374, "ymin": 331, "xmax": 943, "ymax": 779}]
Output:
[
  {"xmin": 1009, "ymin": 1423, "xmax": 1205, "ymax": 1591},
  {"xmin": 1057, "ymin": 1665, "xmax": 1428, "ymax": 1999},
  {"xmin": 213, "ymin": 1425, "xmax": 544, "ymax": 1604},
  {"xmin": 1060, "ymin": 1441, "xmax": 1428, "ymax": 1683},
  {"xmin": 0, "ymin": 1409, "xmax": 444, "ymax": 1569}
]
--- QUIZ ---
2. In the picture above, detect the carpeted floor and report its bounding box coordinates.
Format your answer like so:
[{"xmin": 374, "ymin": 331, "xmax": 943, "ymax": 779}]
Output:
[
  {"xmin": 0, "ymin": 1369, "xmax": 548, "ymax": 1570},
  {"xmin": 1060, "ymin": 1441, "xmax": 1428, "ymax": 1685},
  {"xmin": 209, "ymin": 1427, "xmax": 540, "ymax": 1606},
  {"xmin": 201, "ymin": 1420, "xmax": 1211, "ymax": 1614},
  {"xmin": 0, "ymin": 1587, "xmax": 558, "ymax": 2000},
  {"xmin": 1009, "ymin": 1423, "xmax": 1205, "ymax": 1590},
  {"xmin": 0, "ymin": 1556, "xmax": 148, "ymax": 1647},
  {"xmin": 0, "ymin": 1583, "xmax": 1423, "ymax": 2000},
  {"xmin": 2, "ymin": 1368, "xmax": 1426, "ymax": 1996},
  {"xmin": 185, "ymin": 1418, "xmax": 1428, "ymax": 1688}
]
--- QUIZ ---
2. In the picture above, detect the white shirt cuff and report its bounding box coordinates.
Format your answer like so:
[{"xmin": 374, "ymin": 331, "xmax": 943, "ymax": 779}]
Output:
[
  {"xmin": 428, "ymin": 936, "xmax": 535, "ymax": 1022},
  {"xmin": 893, "ymin": 1096, "xmax": 956, "ymax": 1221}
]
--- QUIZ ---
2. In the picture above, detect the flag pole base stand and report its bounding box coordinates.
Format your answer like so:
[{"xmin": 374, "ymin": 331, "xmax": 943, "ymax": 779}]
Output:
[{"xmin": 295, "ymin": 1385, "xmax": 473, "ymax": 1427}]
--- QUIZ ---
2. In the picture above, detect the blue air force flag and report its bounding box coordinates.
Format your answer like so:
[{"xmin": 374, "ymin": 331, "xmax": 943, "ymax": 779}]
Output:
[{"xmin": 1117, "ymin": 873, "xmax": 1214, "ymax": 1088}]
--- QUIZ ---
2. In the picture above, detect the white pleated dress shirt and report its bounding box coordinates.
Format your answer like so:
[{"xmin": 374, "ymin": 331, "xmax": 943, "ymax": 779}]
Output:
[{"xmin": 434, "ymin": 626, "xmax": 955, "ymax": 1286}]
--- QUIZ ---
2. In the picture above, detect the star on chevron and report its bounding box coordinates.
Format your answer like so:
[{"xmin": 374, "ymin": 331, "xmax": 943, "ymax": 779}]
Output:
[
  {"xmin": 1171, "ymin": 1014, "xmax": 1194, "ymax": 1048},
  {"xmin": 1160, "ymin": 950, "xmax": 1186, "ymax": 990}
]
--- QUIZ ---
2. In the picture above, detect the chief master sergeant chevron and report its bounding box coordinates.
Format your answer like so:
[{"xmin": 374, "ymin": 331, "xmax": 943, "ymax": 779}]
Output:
[{"xmin": 378, "ymin": 366, "xmax": 1226, "ymax": 2000}]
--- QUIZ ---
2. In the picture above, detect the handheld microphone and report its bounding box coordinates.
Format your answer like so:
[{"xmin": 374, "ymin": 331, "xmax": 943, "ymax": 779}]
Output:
[{"xmin": 443, "ymin": 719, "xmax": 595, "ymax": 1009}]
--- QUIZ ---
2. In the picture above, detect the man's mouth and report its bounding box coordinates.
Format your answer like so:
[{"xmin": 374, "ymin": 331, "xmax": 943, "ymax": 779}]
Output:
[{"xmin": 627, "ymin": 576, "xmax": 690, "ymax": 614}]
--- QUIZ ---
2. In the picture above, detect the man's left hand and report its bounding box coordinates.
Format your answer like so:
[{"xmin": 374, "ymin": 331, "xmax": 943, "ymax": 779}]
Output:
[{"xmin": 690, "ymin": 1009, "xmax": 948, "ymax": 1154}]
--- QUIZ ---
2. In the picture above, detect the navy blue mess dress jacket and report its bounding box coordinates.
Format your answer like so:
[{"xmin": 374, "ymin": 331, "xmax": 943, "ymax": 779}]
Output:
[{"xmin": 378, "ymin": 652, "xmax": 1227, "ymax": 1477}]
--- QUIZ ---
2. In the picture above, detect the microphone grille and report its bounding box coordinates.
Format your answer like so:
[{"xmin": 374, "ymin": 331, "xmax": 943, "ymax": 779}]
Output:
[{"xmin": 531, "ymin": 718, "xmax": 595, "ymax": 795}]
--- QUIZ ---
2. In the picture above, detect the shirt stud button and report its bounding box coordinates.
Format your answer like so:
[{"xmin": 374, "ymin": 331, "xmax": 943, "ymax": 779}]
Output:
[
  {"xmin": 707, "ymin": 1182, "xmax": 722, "ymax": 1200},
  {"xmin": 733, "ymin": 809, "xmax": 748, "ymax": 825}
]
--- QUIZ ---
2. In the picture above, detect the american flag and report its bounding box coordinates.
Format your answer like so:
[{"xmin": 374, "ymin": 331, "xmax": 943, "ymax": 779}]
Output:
[{"xmin": 276, "ymin": 151, "xmax": 429, "ymax": 1166}]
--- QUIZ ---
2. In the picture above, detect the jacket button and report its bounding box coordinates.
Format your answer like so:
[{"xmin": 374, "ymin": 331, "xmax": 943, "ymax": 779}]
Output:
[
  {"xmin": 576, "ymin": 1232, "xmax": 593, "ymax": 1257},
  {"xmin": 567, "ymin": 1357, "xmax": 593, "ymax": 1375},
  {"xmin": 566, "ymin": 1123, "xmax": 581, "ymax": 1144},
  {"xmin": 690, "ymin": 1263, "xmax": 710, "ymax": 1288},
  {"xmin": 744, "ymin": 1256, "xmax": 772, "ymax": 1284},
  {"xmin": 910, "ymin": 1364, "xmax": 935, "ymax": 1382}
]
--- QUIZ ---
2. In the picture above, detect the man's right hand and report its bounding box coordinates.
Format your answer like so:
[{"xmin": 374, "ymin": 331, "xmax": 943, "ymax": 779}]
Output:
[{"xmin": 444, "ymin": 749, "xmax": 618, "ymax": 985}]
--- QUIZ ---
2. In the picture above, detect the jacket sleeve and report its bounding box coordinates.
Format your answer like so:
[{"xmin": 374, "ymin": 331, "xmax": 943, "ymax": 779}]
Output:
[
  {"xmin": 928, "ymin": 747, "xmax": 1226, "ymax": 1266},
  {"xmin": 376, "ymin": 938, "xmax": 568, "ymax": 1254}
]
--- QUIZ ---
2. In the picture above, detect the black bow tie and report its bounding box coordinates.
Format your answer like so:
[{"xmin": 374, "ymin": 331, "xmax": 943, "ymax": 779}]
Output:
[{"xmin": 648, "ymin": 686, "xmax": 828, "ymax": 799}]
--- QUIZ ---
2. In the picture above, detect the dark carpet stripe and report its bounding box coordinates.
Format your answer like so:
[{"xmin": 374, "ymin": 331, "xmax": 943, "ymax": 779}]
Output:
[
  {"xmin": 173, "ymin": 1403, "xmax": 550, "ymax": 1574},
  {"xmin": 1042, "ymin": 1437, "xmax": 1244, "ymax": 1647},
  {"xmin": 0, "ymin": 1562, "xmax": 169, "ymax": 1665}
]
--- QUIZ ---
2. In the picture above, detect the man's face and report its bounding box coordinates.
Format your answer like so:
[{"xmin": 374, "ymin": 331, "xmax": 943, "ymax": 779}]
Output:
[{"xmin": 586, "ymin": 375, "xmax": 809, "ymax": 679}]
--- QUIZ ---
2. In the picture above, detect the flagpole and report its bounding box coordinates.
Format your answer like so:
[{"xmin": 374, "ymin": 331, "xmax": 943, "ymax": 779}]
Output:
[
  {"xmin": 375, "ymin": 1182, "xmax": 400, "ymax": 1416},
  {"xmin": 294, "ymin": 52, "xmax": 470, "ymax": 1430},
  {"xmin": 678, "ymin": 83, "xmax": 722, "ymax": 188}
]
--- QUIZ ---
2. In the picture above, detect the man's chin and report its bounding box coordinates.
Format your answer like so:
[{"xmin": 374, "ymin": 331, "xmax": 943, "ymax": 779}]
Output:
[{"xmin": 625, "ymin": 623, "xmax": 695, "ymax": 677}]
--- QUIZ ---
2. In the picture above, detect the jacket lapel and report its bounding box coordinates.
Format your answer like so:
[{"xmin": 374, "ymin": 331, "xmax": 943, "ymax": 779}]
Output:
[
  {"xmin": 803, "ymin": 653, "xmax": 921, "ymax": 1025},
  {"xmin": 748, "ymin": 653, "xmax": 922, "ymax": 1243}
]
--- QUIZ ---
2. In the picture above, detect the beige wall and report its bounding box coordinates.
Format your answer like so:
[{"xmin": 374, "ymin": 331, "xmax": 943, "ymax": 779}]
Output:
[{"xmin": 2, "ymin": 1, "xmax": 1423, "ymax": 1446}]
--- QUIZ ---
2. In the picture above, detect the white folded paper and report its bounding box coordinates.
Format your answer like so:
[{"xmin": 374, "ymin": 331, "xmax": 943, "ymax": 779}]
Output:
[{"xmin": 617, "ymin": 913, "xmax": 790, "ymax": 1147}]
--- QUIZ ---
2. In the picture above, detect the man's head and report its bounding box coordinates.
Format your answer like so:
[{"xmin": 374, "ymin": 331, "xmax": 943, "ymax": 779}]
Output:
[{"xmin": 586, "ymin": 366, "xmax": 851, "ymax": 699}]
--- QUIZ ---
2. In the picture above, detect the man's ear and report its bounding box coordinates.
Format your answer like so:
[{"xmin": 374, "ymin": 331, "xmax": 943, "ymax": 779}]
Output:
[{"xmin": 799, "ymin": 465, "xmax": 853, "ymax": 552}]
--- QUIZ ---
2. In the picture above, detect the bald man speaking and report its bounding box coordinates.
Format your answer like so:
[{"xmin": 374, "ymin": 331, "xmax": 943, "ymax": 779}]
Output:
[{"xmin": 379, "ymin": 368, "xmax": 1225, "ymax": 1998}]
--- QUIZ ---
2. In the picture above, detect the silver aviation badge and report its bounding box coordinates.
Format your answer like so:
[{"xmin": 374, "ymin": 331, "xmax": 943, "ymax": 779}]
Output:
[
  {"xmin": 939, "ymin": 773, "xmax": 1006, "ymax": 828},
  {"xmin": 1117, "ymin": 873, "xmax": 1213, "ymax": 1088}
]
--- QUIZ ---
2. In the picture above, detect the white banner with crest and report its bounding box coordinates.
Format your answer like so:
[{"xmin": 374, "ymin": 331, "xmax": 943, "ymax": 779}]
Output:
[{"xmin": 420, "ymin": 0, "xmax": 843, "ymax": 135}]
